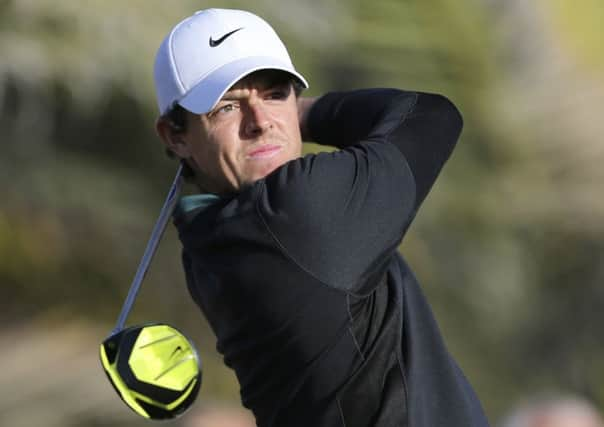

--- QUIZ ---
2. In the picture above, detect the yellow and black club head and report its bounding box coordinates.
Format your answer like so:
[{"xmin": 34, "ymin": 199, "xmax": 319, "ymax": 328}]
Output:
[{"xmin": 100, "ymin": 323, "xmax": 201, "ymax": 420}]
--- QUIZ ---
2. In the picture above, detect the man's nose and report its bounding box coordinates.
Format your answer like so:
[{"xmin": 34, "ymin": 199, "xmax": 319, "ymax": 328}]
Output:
[{"xmin": 243, "ymin": 100, "xmax": 271, "ymax": 137}]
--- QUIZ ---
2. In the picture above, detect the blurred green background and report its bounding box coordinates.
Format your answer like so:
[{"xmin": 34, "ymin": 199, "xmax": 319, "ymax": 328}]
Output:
[{"xmin": 1, "ymin": 0, "xmax": 603, "ymax": 426}]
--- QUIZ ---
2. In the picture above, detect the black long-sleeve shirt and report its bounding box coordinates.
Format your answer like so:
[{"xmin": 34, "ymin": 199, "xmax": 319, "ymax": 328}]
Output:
[{"xmin": 174, "ymin": 89, "xmax": 490, "ymax": 427}]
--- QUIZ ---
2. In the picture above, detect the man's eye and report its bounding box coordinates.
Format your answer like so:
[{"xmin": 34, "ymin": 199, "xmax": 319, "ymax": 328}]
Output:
[
  {"xmin": 211, "ymin": 103, "xmax": 238, "ymax": 116},
  {"xmin": 218, "ymin": 103, "xmax": 236, "ymax": 113}
]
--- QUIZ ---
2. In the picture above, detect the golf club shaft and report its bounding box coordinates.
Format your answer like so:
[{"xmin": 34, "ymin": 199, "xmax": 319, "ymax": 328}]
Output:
[{"xmin": 113, "ymin": 164, "xmax": 184, "ymax": 334}]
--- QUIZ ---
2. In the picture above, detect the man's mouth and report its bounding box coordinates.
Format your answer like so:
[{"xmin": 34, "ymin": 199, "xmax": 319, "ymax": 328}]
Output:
[{"xmin": 247, "ymin": 144, "xmax": 283, "ymax": 159}]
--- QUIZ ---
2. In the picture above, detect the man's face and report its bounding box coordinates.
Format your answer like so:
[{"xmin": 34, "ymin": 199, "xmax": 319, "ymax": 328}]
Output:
[{"xmin": 176, "ymin": 72, "xmax": 302, "ymax": 194}]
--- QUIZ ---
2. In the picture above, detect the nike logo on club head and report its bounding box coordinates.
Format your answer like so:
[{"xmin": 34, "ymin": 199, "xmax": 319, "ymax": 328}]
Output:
[{"xmin": 209, "ymin": 28, "xmax": 243, "ymax": 47}]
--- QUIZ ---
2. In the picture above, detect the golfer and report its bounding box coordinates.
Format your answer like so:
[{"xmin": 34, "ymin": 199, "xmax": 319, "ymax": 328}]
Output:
[{"xmin": 154, "ymin": 8, "xmax": 489, "ymax": 427}]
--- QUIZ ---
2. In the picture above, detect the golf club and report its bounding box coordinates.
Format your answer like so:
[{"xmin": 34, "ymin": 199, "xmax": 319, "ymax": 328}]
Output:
[
  {"xmin": 112, "ymin": 163, "xmax": 184, "ymax": 334},
  {"xmin": 99, "ymin": 164, "xmax": 202, "ymax": 420}
]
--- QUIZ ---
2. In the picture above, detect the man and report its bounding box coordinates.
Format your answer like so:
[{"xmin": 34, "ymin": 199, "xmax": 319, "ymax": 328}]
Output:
[{"xmin": 154, "ymin": 8, "xmax": 489, "ymax": 427}]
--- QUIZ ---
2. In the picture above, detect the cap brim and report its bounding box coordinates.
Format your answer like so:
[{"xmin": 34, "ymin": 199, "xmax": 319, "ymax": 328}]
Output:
[{"xmin": 178, "ymin": 56, "xmax": 309, "ymax": 114}]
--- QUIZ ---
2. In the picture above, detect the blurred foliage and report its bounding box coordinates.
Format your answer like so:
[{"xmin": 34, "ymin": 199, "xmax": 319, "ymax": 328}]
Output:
[
  {"xmin": 1, "ymin": 0, "xmax": 603, "ymax": 426},
  {"xmin": 544, "ymin": 0, "xmax": 604, "ymax": 72}
]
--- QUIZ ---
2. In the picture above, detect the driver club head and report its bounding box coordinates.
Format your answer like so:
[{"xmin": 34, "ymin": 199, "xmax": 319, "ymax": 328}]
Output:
[{"xmin": 100, "ymin": 323, "xmax": 202, "ymax": 420}]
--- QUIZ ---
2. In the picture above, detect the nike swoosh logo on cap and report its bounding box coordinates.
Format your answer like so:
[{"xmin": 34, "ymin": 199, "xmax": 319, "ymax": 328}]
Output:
[{"xmin": 209, "ymin": 28, "xmax": 243, "ymax": 47}]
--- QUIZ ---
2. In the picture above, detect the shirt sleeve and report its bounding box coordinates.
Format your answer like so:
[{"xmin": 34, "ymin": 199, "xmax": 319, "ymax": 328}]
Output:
[
  {"xmin": 256, "ymin": 89, "xmax": 463, "ymax": 296},
  {"xmin": 307, "ymin": 89, "xmax": 463, "ymax": 209}
]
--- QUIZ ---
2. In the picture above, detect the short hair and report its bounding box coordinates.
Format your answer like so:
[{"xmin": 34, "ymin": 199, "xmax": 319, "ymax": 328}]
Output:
[{"xmin": 159, "ymin": 102, "xmax": 194, "ymax": 179}]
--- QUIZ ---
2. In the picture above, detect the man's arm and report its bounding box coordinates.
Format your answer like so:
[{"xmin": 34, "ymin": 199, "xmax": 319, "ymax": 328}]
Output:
[
  {"xmin": 261, "ymin": 89, "xmax": 463, "ymax": 293},
  {"xmin": 300, "ymin": 89, "xmax": 463, "ymax": 209},
  {"xmin": 297, "ymin": 96, "xmax": 319, "ymax": 142}
]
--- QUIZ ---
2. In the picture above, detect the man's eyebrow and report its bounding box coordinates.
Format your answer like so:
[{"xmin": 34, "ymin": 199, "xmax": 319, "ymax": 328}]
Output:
[
  {"xmin": 220, "ymin": 90, "xmax": 251, "ymax": 100},
  {"xmin": 220, "ymin": 94, "xmax": 244, "ymax": 101}
]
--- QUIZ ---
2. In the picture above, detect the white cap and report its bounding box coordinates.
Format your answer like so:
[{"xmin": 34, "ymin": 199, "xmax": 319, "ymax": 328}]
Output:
[{"xmin": 154, "ymin": 8, "xmax": 309, "ymax": 115}]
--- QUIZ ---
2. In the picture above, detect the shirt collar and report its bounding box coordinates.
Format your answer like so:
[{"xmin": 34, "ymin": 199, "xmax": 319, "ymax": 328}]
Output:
[{"xmin": 173, "ymin": 193, "xmax": 223, "ymax": 226}]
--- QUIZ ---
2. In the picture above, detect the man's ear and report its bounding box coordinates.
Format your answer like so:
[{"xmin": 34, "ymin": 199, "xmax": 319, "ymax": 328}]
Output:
[{"xmin": 155, "ymin": 117, "xmax": 191, "ymax": 159}]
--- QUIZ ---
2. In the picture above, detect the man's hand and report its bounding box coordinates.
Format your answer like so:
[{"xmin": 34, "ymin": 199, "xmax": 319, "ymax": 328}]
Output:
[{"xmin": 297, "ymin": 96, "xmax": 318, "ymax": 142}]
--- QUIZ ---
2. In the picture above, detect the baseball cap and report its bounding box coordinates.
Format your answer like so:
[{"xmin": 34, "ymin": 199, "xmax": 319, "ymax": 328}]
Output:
[{"xmin": 154, "ymin": 8, "xmax": 309, "ymax": 115}]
